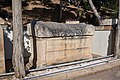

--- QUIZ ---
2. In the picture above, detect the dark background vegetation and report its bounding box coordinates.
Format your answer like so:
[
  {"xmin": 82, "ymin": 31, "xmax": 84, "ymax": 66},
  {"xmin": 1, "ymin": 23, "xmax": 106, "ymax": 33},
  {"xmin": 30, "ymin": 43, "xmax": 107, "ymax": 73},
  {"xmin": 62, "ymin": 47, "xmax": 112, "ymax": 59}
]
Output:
[{"xmin": 0, "ymin": 0, "xmax": 119, "ymax": 26}]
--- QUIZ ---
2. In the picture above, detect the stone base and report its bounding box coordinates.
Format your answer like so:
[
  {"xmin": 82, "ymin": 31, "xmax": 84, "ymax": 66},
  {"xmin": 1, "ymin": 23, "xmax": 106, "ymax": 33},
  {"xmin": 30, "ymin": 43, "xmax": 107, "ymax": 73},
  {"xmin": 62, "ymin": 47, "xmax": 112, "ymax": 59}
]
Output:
[
  {"xmin": 0, "ymin": 26, "xmax": 5, "ymax": 73},
  {"xmin": 35, "ymin": 36, "xmax": 93, "ymax": 67}
]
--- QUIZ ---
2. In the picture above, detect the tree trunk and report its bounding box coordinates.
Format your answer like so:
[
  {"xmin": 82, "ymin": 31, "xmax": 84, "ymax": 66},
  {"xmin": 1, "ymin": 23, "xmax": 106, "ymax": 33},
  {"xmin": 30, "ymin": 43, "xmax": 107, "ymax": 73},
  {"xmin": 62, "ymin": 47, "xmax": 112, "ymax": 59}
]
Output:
[
  {"xmin": 59, "ymin": 0, "xmax": 62, "ymax": 22},
  {"xmin": 88, "ymin": 0, "xmax": 101, "ymax": 25},
  {"xmin": 114, "ymin": 0, "xmax": 120, "ymax": 58},
  {"xmin": 12, "ymin": 0, "xmax": 26, "ymax": 78}
]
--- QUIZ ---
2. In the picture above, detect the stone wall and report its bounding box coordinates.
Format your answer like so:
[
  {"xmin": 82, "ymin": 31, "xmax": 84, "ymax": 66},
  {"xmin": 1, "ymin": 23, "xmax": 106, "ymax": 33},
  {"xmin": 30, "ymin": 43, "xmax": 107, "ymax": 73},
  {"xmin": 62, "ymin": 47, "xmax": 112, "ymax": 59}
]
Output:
[{"xmin": 0, "ymin": 25, "xmax": 5, "ymax": 73}]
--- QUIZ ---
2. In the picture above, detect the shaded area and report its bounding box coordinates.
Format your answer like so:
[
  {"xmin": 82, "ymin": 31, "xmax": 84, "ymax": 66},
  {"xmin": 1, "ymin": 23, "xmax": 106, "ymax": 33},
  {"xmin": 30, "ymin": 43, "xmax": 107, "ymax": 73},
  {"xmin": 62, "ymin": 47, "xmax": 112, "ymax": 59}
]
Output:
[
  {"xmin": 0, "ymin": 0, "xmax": 117, "ymax": 26},
  {"xmin": 3, "ymin": 27, "xmax": 31, "ymax": 72},
  {"xmin": 107, "ymin": 25, "xmax": 116, "ymax": 55},
  {"xmin": 22, "ymin": 3, "xmax": 77, "ymax": 23}
]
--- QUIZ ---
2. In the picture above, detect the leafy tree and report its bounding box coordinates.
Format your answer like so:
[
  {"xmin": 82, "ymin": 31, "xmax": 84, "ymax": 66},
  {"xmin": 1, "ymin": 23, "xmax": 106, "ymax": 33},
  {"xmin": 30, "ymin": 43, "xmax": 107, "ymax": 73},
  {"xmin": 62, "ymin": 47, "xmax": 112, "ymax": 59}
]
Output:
[{"xmin": 102, "ymin": 0, "xmax": 118, "ymax": 11}]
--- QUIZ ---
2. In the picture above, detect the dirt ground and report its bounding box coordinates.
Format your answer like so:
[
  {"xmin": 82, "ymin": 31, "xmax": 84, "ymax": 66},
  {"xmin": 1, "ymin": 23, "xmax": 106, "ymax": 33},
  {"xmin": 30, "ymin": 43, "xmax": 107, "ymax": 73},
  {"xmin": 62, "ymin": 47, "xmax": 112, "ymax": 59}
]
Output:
[{"xmin": 74, "ymin": 67, "xmax": 120, "ymax": 80}]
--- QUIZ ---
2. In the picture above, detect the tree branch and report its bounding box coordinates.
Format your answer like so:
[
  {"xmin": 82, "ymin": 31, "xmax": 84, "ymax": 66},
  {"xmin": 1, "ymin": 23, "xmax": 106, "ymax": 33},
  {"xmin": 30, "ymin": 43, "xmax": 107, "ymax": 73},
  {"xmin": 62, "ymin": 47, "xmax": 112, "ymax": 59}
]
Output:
[{"xmin": 88, "ymin": 0, "xmax": 102, "ymax": 25}]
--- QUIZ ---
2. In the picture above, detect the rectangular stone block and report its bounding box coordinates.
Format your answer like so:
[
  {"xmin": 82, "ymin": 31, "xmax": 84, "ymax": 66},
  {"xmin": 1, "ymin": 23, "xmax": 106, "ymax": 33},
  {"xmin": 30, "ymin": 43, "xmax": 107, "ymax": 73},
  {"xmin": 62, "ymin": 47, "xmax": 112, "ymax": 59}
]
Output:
[
  {"xmin": 47, "ymin": 38, "xmax": 65, "ymax": 52},
  {"xmin": 37, "ymin": 40, "xmax": 47, "ymax": 67},
  {"xmin": 65, "ymin": 38, "xmax": 81, "ymax": 50},
  {"xmin": 64, "ymin": 48, "xmax": 92, "ymax": 62},
  {"xmin": 0, "ymin": 27, "xmax": 5, "ymax": 73},
  {"xmin": 36, "ymin": 36, "xmax": 93, "ymax": 67},
  {"xmin": 65, "ymin": 36, "xmax": 91, "ymax": 50},
  {"xmin": 46, "ymin": 51, "xmax": 65, "ymax": 65}
]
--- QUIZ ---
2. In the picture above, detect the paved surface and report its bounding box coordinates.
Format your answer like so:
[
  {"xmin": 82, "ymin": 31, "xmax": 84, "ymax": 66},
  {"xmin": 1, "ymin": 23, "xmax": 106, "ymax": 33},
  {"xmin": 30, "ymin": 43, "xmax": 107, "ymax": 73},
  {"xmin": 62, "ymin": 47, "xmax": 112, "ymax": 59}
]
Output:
[
  {"xmin": 1, "ymin": 66, "xmax": 120, "ymax": 80},
  {"xmin": 73, "ymin": 67, "xmax": 120, "ymax": 80}
]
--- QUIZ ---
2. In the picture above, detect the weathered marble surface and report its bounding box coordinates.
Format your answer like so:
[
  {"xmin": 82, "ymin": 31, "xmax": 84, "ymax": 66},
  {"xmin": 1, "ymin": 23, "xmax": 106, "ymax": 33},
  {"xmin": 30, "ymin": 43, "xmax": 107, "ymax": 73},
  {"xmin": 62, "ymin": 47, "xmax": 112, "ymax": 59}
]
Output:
[{"xmin": 28, "ymin": 21, "xmax": 95, "ymax": 38}]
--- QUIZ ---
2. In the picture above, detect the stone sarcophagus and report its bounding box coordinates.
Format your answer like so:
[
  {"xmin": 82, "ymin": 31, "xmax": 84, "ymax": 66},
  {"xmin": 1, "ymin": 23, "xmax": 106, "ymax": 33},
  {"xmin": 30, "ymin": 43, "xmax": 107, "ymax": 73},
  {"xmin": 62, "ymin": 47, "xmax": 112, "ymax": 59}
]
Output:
[{"xmin": 27, "ymin": 21, "xmax": 95, "ymax": 67}]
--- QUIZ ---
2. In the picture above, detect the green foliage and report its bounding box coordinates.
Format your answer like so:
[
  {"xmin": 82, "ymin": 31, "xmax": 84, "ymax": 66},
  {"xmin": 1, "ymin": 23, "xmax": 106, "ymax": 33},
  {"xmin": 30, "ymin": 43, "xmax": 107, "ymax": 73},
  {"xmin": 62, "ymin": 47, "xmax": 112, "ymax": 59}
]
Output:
[
  {"xmin": 102, "ymin": 0, "xmax": 118, "ymax": 17},
  {"xmin": 102, "ymin": 0, "xmax": 118, "ymax": 11},
  {"xmin": 43, "ymin": 0, "xmax": 51, "ymax": 5},
  {"xmin": 83, "ymin": 0, "xmax": 88, "ymax": 2},
  {"xmin": 82, "ymin": 0, "xmax": 91, "ymax": 11}
]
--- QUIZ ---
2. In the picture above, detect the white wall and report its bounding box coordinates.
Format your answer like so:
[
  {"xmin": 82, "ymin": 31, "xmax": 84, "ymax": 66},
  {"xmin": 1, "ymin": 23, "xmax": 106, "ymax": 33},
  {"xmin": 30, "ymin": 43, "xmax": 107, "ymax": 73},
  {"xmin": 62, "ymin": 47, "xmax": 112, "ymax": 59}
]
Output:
[{"xmin": 92, "ymin": 31, "xmax": 112, "ymax": 56}]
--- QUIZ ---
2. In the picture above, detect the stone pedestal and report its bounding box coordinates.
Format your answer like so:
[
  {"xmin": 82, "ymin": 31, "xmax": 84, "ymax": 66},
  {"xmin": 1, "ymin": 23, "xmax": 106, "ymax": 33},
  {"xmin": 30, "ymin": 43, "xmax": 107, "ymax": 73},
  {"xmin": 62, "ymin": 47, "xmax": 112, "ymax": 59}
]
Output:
[{"xmin": 0, "ymin": 26, "xmax": 5, "ymax": 73}]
